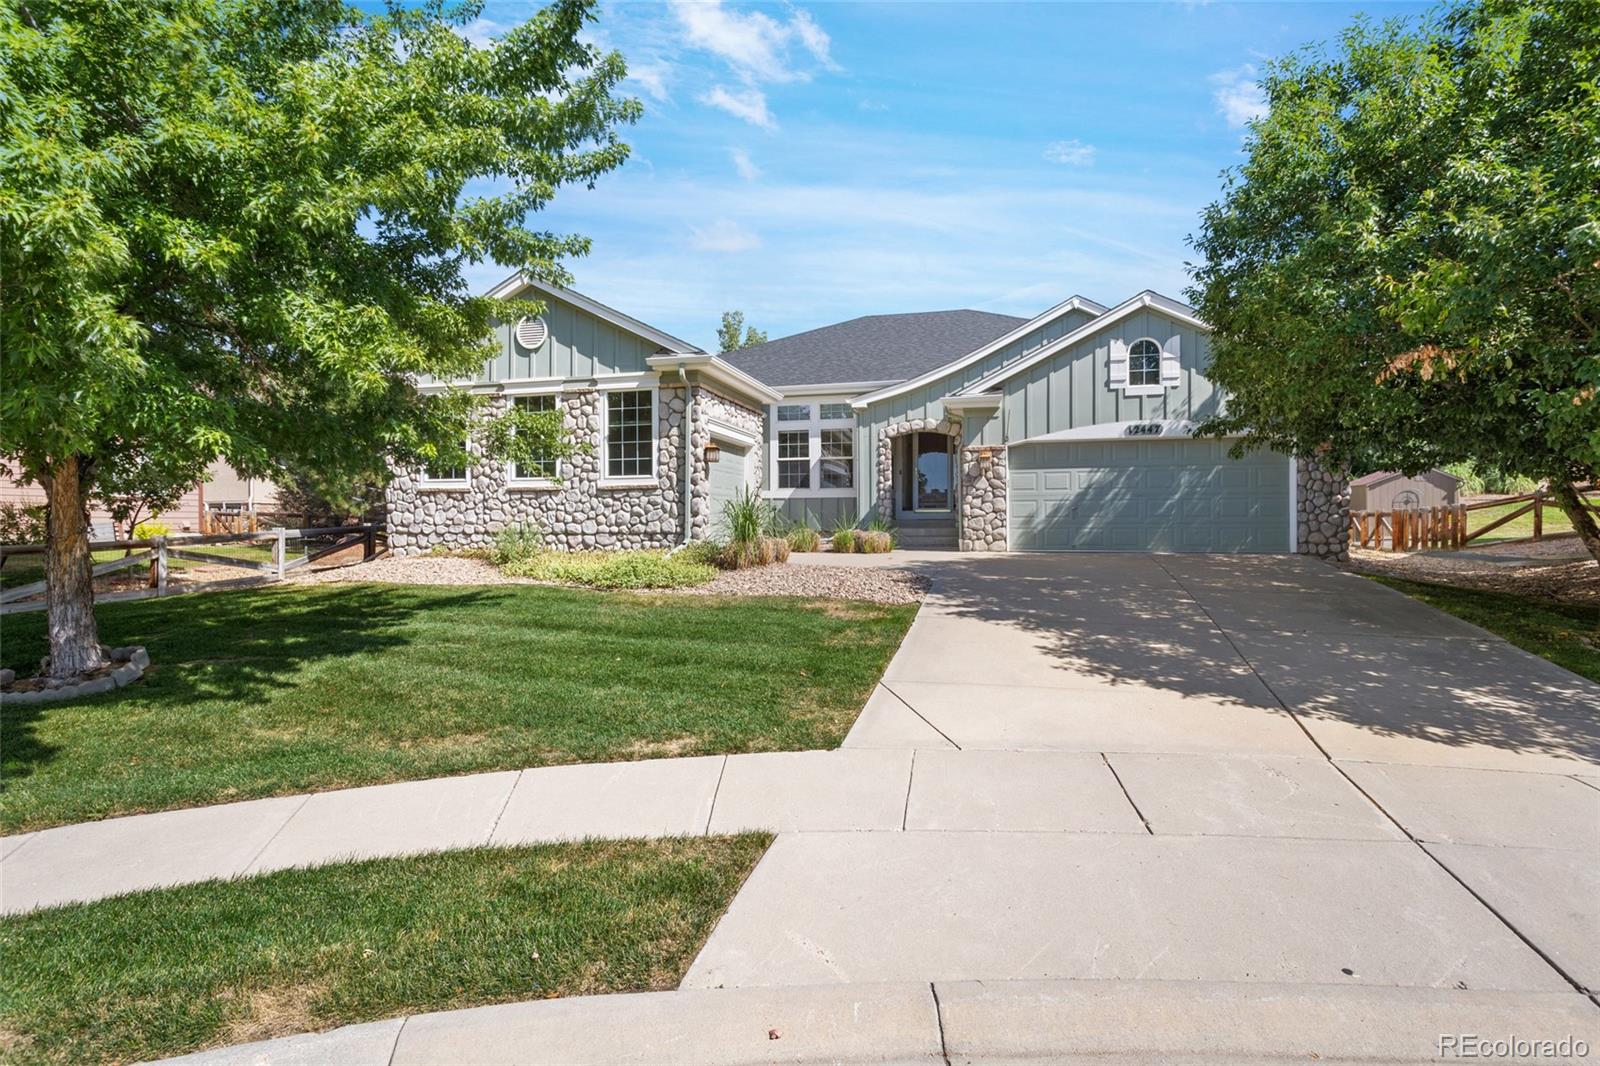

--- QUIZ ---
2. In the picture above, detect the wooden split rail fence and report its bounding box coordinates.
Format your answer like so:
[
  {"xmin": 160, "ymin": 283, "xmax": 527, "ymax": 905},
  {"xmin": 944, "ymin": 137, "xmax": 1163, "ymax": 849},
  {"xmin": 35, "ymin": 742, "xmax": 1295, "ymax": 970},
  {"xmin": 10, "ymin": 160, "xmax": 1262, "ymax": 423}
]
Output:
[
  {"xmin": 0, "ymin": 524, "xmax": 379, "ymax": 615},
  {"xmin": 1349, "ymin": 486, "xmax": 1597, "ymax": 552}
]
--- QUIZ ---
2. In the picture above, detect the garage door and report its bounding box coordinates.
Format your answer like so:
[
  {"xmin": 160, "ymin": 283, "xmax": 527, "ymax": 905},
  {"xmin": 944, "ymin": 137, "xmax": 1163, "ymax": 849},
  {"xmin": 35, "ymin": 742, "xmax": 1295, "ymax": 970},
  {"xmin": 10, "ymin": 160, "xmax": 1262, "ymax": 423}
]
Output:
[
  {"xmin": 1009, "ymin": 439, "xmax": 1290, "ymax": 552},
  {"xmin": 706, "ymin": 441, "xmax": 752, "ymax": 527}
]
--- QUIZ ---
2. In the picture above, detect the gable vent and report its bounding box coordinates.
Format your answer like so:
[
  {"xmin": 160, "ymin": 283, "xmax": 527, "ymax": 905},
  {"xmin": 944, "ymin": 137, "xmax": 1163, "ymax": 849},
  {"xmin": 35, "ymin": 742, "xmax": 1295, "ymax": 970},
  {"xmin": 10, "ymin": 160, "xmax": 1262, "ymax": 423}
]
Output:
[{"xmin": 515, "ymin": 316, "xmax": 549, "ymax": 350}]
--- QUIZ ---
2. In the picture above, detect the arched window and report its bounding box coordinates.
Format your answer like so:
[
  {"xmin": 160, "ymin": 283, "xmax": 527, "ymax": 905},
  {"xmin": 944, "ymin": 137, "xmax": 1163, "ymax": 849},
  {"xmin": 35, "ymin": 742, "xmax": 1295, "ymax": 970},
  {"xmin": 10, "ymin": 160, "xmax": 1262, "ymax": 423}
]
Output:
[{"xmin": 1128, "ymin": 338, "xmax": 1162, "ymax": 388}]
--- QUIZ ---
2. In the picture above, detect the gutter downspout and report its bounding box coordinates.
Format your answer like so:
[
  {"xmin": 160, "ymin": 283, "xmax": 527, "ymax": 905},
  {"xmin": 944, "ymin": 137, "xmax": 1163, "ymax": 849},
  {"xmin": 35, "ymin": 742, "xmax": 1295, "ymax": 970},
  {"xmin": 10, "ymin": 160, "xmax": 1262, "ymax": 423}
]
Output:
[{"xmin": 675, "ymin": 363, "xmax": 694, "ymax": 549}]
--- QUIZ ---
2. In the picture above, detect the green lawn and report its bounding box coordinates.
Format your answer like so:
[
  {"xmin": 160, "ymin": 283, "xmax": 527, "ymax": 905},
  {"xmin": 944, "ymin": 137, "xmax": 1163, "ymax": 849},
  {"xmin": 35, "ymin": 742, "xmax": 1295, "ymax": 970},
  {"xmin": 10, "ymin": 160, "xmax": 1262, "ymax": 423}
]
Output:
[
  {"xmin": 1461, "ymin": 494, "xmax": 1596, "ymax": 544},
  {"xmin": 0, "ymin": 836, "xmax": 770, "ymax": 1065},
  {"xmin": 1, "ymin": 583, "xmax": 916, "ymax": 832},
  {"xmin": 1371, "ymin": 577, "xmax": 1600, "ymax": 682}
]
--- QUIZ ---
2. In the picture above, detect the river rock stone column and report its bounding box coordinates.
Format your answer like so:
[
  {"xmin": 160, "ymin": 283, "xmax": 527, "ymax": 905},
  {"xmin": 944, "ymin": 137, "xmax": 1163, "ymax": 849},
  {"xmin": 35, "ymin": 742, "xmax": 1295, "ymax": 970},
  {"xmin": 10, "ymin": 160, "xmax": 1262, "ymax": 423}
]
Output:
[
  {"xmin": 1297, "ymin": 453, "xmax": 1351, "ymax": 561},
  {"xmin": 959, "ymin": 446, "xmax": 1007, "ymax": 551},
  {"xmin": 687, "ymin": 386, "xmax": 765, "ymax": 542},
  {"xmin": 385, "ymin": 387, "xmax": 684, "ymax": 555},
  {"xmin": 875, "ymin": 416, "xmax": 959, "ymax": 521}
]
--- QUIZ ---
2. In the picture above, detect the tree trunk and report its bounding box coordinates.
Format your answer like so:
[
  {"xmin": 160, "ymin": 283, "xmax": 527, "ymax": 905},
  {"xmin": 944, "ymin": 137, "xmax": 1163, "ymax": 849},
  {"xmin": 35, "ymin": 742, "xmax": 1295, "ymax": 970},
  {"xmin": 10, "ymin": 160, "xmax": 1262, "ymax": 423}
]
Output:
[
  {"xmin": 1547, "ymin": 474, "xmax": 1600, "ymax": 564},
  {"xmin": 42, "ymin": 456, "xmax": 107, "ymax": 680}
]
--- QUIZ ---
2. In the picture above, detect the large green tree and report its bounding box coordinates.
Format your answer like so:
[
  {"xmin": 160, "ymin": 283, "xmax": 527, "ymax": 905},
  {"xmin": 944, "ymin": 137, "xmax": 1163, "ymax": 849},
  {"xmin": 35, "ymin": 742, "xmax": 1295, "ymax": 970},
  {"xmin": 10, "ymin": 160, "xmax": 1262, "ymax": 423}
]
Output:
[
  {"xmin": 1189, "ymin": 0, "xmax": 1600, "ymax": 560},
  {"xmin": 716, "ymin": 310, "xmax": 767, "ymax": 352},
  {"xmin": 1, "ymin": 0, "xmax": 634, "ymax": 677}
]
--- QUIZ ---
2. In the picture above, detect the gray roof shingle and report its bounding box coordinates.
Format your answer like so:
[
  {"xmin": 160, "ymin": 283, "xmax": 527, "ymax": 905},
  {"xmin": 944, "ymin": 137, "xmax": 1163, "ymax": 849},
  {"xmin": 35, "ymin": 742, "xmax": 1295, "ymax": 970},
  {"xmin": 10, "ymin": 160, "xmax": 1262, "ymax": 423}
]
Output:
[{"xmin": 719, "ymin": 309, "xmax": 1028, "ymax": 389}]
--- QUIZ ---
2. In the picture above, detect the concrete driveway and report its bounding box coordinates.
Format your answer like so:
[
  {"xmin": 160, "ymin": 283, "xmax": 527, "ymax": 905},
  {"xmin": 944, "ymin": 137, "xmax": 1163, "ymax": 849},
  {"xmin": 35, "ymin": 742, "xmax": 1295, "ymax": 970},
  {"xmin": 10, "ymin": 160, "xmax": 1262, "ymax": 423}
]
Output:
[{"xmin": 686, "ymin": 553, "xmax": 1600, "ymax": 1052}]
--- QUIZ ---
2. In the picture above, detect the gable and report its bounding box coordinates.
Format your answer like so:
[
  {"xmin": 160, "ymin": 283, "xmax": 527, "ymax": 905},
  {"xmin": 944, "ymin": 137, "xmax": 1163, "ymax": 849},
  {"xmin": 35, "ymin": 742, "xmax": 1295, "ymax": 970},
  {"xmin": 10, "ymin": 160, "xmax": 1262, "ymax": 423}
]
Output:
[{"xmin": 1001, "ymin": 304, "xmax": 1223, "ymax": 441}]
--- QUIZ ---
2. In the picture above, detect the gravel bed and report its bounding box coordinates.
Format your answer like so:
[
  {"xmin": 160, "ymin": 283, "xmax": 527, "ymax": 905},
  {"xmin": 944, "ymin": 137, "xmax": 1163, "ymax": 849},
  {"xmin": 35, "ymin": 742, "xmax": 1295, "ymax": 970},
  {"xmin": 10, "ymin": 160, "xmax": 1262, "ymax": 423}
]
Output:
[
  {"xmin": 1346, "ymin": 538, "xmax": 1599, "ymax": 605},
  {"xmin": 289, "ymin": 552, "xmax": 928, "ymax": 603},
  {"xmin": 667, "ymin": 562, "xmax": 928, "ymax": 604}
]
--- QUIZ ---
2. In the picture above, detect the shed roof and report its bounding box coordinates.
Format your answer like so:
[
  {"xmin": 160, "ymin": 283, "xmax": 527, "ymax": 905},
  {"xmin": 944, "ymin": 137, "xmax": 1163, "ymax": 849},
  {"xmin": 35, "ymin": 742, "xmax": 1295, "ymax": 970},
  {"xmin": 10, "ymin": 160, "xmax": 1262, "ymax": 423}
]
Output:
[
  {"xmin": 1351, "ymin": 469, "xmax": 1462, "ymax": 488},
  {"xmin": 720, "ymin": 309, "xmax": 1028, "ymax": 389}
]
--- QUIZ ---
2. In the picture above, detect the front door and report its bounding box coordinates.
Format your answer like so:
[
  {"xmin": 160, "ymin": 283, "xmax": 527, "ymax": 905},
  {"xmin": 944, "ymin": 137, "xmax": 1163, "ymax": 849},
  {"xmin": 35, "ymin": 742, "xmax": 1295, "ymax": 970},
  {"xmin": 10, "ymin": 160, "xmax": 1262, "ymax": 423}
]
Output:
[{"xmin": 901, "ymin": 432, "xmax": 953, "ymax": 513}]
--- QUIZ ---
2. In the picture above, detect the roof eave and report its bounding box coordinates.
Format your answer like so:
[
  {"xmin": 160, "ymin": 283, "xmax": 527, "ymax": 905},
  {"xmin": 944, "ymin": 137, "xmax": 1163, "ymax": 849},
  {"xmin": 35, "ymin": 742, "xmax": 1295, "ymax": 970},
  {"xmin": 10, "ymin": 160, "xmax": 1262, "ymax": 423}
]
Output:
[
  {"xmin": 487, "ymin": 271, "xmax": 705, "ymax": 356},
  {"xmin": 646, "ymin": 353, "xmax": 784, "ymax": 405}
]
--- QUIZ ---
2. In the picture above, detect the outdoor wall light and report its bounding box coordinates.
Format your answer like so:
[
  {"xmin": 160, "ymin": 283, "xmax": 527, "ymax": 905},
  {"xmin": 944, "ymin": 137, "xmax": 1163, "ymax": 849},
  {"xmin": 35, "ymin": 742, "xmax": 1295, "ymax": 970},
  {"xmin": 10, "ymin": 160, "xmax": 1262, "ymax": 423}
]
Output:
[
  {"xmin": 704, "ymin": 441, "xmax": 721, "ymax": 463},
  {"xmin": 977, "ymin": 447, "xmax": 996, "ymax": 463}
]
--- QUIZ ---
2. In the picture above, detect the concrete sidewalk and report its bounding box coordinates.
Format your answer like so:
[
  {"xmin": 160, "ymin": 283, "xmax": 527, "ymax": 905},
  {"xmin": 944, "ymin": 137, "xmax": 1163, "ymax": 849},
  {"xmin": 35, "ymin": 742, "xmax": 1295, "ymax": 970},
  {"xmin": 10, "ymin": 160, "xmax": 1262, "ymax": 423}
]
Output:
[{"xmin": 158, "ymin": 979, "xmax": 1600, "ymax": 1065}]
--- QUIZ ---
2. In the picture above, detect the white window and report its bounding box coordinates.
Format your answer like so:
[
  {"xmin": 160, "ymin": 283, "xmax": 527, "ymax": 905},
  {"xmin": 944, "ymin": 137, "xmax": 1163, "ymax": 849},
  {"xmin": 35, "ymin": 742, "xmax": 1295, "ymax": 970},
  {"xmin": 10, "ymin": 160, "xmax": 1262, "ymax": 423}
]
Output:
[
  {"xmin": 1129, "ymin": 338, "xmax": 1162, "ymax": 388},
  {"xmin": 768, "ymin": 397, "xmax": 856, "ymax": 496},
  {"xmin": 605, "ymin": 388, "xmax": 655, "ymax": 481},
  {"xmin": 820, "ymin": 429, "xmax": 853, "ymax": 489},
  {"xmin": 510, "ymin": 394, "xmax": 559, "ymax": 483},
  {"xmin": 777, "ymin": 430, "xmax": 810, "ymax": 488},
  {"xmin": 421, "ymin": 448, "xmax": 470, "ymax": 489}
]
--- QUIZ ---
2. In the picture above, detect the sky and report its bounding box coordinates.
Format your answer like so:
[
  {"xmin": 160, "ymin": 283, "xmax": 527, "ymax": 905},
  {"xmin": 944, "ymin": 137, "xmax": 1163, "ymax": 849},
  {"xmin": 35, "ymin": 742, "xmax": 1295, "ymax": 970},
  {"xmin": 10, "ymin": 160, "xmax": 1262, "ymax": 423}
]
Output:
[{"xmin": 455, "ymin": 1, "xmax": 1430, "ymax": 352}]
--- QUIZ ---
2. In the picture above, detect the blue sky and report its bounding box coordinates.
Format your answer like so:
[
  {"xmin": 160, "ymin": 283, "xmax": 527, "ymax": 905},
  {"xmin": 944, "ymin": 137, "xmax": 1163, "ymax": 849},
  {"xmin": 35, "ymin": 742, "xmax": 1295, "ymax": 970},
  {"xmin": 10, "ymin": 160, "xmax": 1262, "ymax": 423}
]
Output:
[{"xmin": 459, "ymin": 1, "xmax": 1428, "ymax": 351}]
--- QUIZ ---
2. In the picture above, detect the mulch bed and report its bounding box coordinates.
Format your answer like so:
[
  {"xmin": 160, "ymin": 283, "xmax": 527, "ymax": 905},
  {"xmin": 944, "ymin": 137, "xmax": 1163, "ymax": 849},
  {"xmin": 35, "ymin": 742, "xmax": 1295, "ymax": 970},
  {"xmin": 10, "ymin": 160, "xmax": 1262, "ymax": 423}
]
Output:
[{"xmin": 1345, "ymin": 537, "xmax": 1599, "ymax": 606}]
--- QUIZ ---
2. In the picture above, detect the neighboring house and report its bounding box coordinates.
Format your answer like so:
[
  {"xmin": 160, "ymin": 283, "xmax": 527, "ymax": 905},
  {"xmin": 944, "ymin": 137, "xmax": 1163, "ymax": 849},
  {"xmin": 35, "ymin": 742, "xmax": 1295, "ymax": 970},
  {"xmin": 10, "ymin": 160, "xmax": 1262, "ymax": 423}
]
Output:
[
  {"xmin": 390, "ymin": 276, "xmax": 1350, "ymax": 557},
  {"xmin": 0, "ymin": 459, "xmax": 281, "ymax": 538},
  {"xmin": 1349, "ymin": 469, "xmax": 1461, "ymax": 512}
]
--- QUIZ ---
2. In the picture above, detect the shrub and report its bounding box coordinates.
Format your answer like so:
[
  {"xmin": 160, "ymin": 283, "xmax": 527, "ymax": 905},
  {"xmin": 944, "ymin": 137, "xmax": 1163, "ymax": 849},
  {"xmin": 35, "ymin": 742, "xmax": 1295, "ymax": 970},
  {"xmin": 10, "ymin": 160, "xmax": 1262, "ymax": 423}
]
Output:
[
  {"xmin": 786, "ymin": 525, "xmax": 821, "ymax": 552},
  {"xmin": 491, "ymin": 522, "xmax": 544, "ymax": 565},
  {"xmin": 830, "ymin": 525, "xmax": 856, "ymax": 553},
  {"xmin": 853, "ymin": 529, "xmax": 894, "ymax": 553},
  {"xmin": 719, "ymin": 487, "xmax": 778, "ymax": 544},
  {"xmin": 681, "ymin": 539, "xmax": 725, "ymax": 567},
  {"xmin": 0, "ymin": 503, "xmax": 47, "ymax": 545},
  {"xmin": 501, "ymin": 550, "xmax": 716, "ymax": 589},
  {"xmin": 1443, "ymin": 461, "xmax": 1538, "ymax": 497},
  {"xmin": 719, "ymin": 535, "xmax": 791, "ymax": 570},
  {"xmin": 132, "ymin": 521, "xmax": 171, "ymax": 540}
]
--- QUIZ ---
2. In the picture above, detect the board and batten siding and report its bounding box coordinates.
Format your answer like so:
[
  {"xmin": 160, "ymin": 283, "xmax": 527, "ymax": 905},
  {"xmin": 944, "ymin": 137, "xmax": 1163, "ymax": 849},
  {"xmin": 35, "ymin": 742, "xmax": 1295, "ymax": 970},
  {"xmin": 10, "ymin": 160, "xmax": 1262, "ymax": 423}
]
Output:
[
  {"xmin": 856, "ymin": 305, "xmax": 1098, "ymax": 518},
  {"xmin": 1000, "ymin": 307, "xmax": 1223, "ymax": 441},
  {"xmin": 419, "ymin": 292, "xmax": 661, "ymax": 386},
  {"xmin": 774, "ymin": 496, "xmax": 858, "ymax": 530}
]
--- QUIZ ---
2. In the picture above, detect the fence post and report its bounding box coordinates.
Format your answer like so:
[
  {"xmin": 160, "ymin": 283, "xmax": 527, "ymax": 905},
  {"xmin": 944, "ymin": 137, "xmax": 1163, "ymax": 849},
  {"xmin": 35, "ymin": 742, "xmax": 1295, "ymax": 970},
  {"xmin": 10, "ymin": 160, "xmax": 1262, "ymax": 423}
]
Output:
[
  {"xmin": 1533, "ymin": 493, "xmax": 1543, "ymax": 541},
  {"xmin": 155, "ymin": 536, "xmax": 168, "ymax": 596},
  {"xmin": 363, "ymin": 525, "xmax": 376, "ymax": 561},
  {"xmin": 274, "ymin": 528, "xmax": 287, "ymax": 580}
]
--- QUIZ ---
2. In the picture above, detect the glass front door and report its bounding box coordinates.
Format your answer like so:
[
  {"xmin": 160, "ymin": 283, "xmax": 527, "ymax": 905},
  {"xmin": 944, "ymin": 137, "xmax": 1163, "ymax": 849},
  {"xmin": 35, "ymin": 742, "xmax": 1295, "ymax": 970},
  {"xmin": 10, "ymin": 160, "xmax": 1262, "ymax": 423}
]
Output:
[{"xmin": 906, "ymin": 432, "xmax": 951, "ymax": 512}]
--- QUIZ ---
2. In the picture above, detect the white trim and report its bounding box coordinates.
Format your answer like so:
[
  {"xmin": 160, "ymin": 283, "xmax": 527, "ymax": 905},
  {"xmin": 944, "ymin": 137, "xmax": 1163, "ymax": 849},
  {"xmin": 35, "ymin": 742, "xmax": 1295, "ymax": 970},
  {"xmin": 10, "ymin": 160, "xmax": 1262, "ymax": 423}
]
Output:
[
  {"xmin": 1289, "ymin": 455, "xmax": 1299, "ymax": 553},
  {"xmin": 499, "ymin": 379, "xmax": 566, "ymax": 397},
  {"xmin": 776, "ymin": 380, "xmax": 897, "ymax": 397},
  {"xmin": 851, "ymin": 295, "xmax": 1108, "ymax": 410},
  {"xmin": 957, "ymin": 291, "xmax": 1207, "ymax": 399},
  {"xmin": 942, "ymin": 393, "xmax": 1001, "ymax": 411},
  {"xmin": 762, "ymin": 488, "xmax": 857, "ymax": 500},
  {"xmin": 707, "ymin": 420, "xmax": 760, "ymax": 448},
  {"xmin": 487, "ymin": 272, "xmax": 703, "ymax": 354},
  {"xmin": 767, "ymin": 396, "xmax": 858, "ymax": 496},
  {"xmin": 593, "ymin": 371, "xmax": 660, "ymax": 391},
  {"xmin": 645, "ymin": 353, "xmax": 782, "ymax": 405},
  {"xmin": 598, "ymin": 385, "xmax": 658, "ymax": 485}
]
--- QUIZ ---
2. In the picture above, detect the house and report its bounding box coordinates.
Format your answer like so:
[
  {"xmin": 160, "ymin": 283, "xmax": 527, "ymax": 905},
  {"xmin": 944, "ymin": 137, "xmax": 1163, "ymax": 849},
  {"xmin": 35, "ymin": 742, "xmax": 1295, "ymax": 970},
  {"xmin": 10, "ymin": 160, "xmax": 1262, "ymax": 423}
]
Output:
[
  {"xmin": 0, "ymin": 459, "xmax": 281, "ymax": 539},
  {"xmin": 1349, "ymin": 469, "xmax": 1461, "ymax": 512},
  {"xmin": 385, "ymin": 276, "xmax": 1350, "ymax": 557}
]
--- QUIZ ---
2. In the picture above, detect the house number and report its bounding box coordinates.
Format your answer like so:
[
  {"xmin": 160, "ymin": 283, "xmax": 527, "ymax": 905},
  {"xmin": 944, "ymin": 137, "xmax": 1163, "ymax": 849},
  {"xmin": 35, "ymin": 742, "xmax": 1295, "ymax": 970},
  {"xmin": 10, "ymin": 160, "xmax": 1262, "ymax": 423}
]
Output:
[{"xmin": 1124, "ymin": 422, "xmax": 1163, "ymax": 437}]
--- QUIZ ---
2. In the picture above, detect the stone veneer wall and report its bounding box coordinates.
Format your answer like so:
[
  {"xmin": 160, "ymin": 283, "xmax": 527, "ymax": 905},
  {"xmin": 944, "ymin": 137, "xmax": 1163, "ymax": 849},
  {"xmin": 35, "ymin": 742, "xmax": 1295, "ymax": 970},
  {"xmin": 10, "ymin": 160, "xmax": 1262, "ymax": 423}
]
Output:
[
  {"xmin": 1297, "ymin": 454, "xmax": 1351, "ymax": 561},
  {"xmin": 958, "ymin": 445, "xmax": 1007, "ymax": 551},
  {"xmin": 874, "ymin": 417, "xmax": 959, "ymax": 521},
  {"xmin": 387, "ymin": 388, "xmax": 685, "ymax": 555},
  {"xmin": 687, "ymin": 386, "xmax": 766, "ymax": 542}
]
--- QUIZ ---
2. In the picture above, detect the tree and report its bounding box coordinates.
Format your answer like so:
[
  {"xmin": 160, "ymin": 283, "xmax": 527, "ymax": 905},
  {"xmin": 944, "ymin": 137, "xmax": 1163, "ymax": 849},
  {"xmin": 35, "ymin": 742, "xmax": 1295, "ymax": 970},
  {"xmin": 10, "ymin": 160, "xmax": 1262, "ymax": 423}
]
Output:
[
  {"xmin": 1, "ymin": 0, "xmax": 636, "ymax": 677},
  {"xmin": 1188, "ymin": 0, "xmax": 1600, "ymax": 560},
  {"xmin": 716, "ymin": 310, "xmax": 768, "ymax": 352}
]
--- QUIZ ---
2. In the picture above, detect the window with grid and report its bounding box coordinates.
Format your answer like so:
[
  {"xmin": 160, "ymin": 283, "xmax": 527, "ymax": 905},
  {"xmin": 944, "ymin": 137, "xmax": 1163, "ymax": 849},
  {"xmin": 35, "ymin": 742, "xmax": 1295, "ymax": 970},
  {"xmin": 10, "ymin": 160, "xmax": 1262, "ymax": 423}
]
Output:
[
  {"xmin": 819, "ymin": 402, "xmax": 853, "ymax": 421},
  {"xmin": 422, "ymin": 462, "xmax": 467, "ymax": 484},
  {"xmin": 511, "ymin": 395, "xmax": 559, "ymax": 480},
  {"xmin": 1129, "ymin": 338, "xmax": 1162, "ymax": 388},
  {"xmin": 606, "ymin": 389, "xmax": 653, "ymax": 479},
  {"xmin": 820, "ymin": 429, "xmax": 853, "ymax": 488},
  {"xmin": 777, "ymin": 430, "xmax": 811, "ymax": 488},
  {"xmin": 776, "ymin": 404, "xmax": 811, "ymax": 422}
]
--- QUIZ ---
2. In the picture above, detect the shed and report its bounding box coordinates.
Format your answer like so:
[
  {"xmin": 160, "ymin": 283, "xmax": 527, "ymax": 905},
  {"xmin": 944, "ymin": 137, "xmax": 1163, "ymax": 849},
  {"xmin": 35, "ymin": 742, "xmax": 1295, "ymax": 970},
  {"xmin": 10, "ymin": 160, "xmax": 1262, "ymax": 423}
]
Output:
[{"xmin": 1350, "ymin": 469, "xmax": 1461, "ymax": 511}]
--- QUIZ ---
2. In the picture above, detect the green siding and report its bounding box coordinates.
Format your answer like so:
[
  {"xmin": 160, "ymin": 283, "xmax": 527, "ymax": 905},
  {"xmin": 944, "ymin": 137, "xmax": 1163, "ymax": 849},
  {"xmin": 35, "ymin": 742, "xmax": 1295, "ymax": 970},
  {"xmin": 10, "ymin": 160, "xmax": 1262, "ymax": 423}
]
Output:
[
  {"xmin": 422, "ymin": 292, "xmax": 659, "ymax": 386},
  {"xmin": 775, "ymin": 497, "xmax": 858, "ymax": 530},
  {"xmin": 1001, "ymin": 308, "xmax": 1223, "ymax": 440}
]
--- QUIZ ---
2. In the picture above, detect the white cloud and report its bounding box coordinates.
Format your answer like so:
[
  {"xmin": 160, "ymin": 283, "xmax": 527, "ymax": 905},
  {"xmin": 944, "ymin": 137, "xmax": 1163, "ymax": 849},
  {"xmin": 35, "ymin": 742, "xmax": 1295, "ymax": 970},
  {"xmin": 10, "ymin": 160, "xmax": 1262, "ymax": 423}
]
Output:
[
  {"xmin": 729, "ymin": 147, "xmax": 761, "ymax": 181},
  {"xmin": 1210, "ymin": 65, "xmax": 1267, "ymax": 128},
  {"xmin": 457, "ymin": 18, "xmax": 508, "ymax": 47},
  {"xmin": 701, "ymin": 85, "xmax": 775, "ymax": 129},
  {"xmin": 1043, "ymin": 139, "xmax": 1096, "ymax": 166},
  {"xmin": 673, "ymin": 0, "xmax": 834, "ymax": 84},
  {"xmin": 689, "ymin": 218, "xmax": 762, "ymax": 253},
  {"xmin": 628, "ymin": 61, "xmax": 672, "ymax": 103}
]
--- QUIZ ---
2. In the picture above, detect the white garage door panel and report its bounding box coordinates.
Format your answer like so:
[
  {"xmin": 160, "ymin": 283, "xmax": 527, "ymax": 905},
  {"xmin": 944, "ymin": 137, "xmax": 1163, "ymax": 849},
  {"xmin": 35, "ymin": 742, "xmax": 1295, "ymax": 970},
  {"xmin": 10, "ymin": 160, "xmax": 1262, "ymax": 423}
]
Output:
[
  {"xmin": 1009, "ymin": 439, "xmax": 1290, "ymax": 553},
  {"xmin": 706, "ymin": 442, "xmax": 751, "ymax": 524}
]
